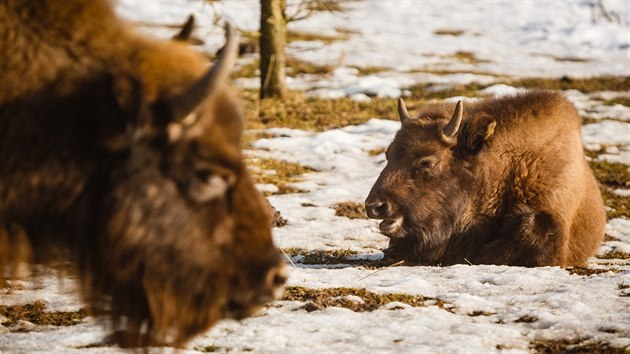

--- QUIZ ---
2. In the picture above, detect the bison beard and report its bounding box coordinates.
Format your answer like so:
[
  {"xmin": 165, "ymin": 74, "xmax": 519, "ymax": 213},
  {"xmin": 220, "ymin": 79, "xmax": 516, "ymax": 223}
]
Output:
[
  {"xmin": 367, "ymin": 93, "xmax": 606, "ymax": 267},
  {"xmin": 0, "ymin": 0, "xmax": 285, "ymax": 347}
]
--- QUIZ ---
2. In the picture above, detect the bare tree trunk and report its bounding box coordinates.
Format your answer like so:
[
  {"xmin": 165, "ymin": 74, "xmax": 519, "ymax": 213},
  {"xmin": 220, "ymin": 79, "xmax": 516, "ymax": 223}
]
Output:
[{"xmin": 260, "ymin": 0, "xmax": 287, "ymax": 99}]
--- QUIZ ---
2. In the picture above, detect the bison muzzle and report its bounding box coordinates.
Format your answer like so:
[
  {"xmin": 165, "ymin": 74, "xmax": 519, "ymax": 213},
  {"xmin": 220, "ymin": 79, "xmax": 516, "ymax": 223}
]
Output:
[
  {"xmin": 366, "ymin": 92, "xmax": 606, "ymax": 267},
  {"xmin": 0, "ymin": 0, "xmax": 285, "ymax": 347}
]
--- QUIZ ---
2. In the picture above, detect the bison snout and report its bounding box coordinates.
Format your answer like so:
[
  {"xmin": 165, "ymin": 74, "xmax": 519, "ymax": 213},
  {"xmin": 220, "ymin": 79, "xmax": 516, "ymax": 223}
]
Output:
[
  {"xmin": 366, "ymin": 200, "xmax": 394, "ymax": 219},
  {"xmin": 265, "ymin": 261, "xmax": 288, "ymax": 300},
  {"xmin": 225, "ymin": 259, "xmax": 286, "ymax": 319}
]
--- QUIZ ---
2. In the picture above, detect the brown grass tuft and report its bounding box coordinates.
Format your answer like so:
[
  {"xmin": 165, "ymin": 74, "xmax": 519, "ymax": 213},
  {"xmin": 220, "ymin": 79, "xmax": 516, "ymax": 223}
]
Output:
[
  {"xmin": 0, "ymin": 302, "xmax": 86, "ymax": 329},
  {"xmin": 246, "ymin": 157, "xmax": 315, "ymax": 196},
  {"xmin": 282, "ymin": 286, "xmax": 451, "ymax": 312},
  {"xmin": 287, "ymin": 30, "xmax": 348, "ymax": 44},
  {"xmin": 508, "ymin": 76, "xmax": 630, "ymax": 93},
  {"xmin": 241, "ymin": 90, "xmax": 397, "ymax": 132},
  {"xmin": 433, "ymin": 29, "xmax": 465, "ymax": 36},
  {"xmin": 597, "ymin": 251, "xmax": 630, "ymax": 260},
  {"xmin": 331, "ymin": 202, "xmax": 367, "ymax": 219},
  {"xmin": 530, "ymin": 338, "xmax": 626, "ymax": 354}
]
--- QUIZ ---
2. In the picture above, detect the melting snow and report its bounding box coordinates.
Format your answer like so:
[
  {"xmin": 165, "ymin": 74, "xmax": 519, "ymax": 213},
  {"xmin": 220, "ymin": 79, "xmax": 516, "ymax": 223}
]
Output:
[{"xmin": 2, "ymin": 0, "xmax": 630, "ymax": 353}]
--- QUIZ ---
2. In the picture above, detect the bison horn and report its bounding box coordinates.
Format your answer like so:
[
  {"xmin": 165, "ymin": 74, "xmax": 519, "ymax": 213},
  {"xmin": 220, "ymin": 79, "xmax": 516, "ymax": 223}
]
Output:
[
  {"xmin": 169, "ymin": 22, "xmax": 238, "ymax": 122},
  {"xmin": 398, "ymin": 98, "xmax": 412, "ymax": 124},
  {"xmin": 443, "ymin": 100, "xmax": 463, "ymax": 138}
]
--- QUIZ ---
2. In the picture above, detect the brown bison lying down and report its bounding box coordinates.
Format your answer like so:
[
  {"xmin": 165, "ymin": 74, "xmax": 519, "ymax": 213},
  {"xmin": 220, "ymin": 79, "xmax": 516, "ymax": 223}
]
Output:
[
  {"xmin": 366, "ymin": 91, "xmax": 605, "ymax": 267},
  {"xmin": 0, "ymin": 0, "xmax": 285, "ymax": 347}
]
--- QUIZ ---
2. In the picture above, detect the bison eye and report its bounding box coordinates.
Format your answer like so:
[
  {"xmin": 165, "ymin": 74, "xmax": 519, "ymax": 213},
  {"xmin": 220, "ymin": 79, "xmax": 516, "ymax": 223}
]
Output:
[
  {"xmin": 190, "ymin": 168, "xmax": 236, "ymax": 203},
  {"xmin": 417, "ymin": 157, "xmax": 437, "ymax": 170},
  {"xmin": 413, "ymin": 157, "xmax": 437, "ymax": 178}
]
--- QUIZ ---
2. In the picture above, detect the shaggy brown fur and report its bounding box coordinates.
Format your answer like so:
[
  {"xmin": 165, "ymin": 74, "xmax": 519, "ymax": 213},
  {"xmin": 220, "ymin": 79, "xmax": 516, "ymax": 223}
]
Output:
[
  {"xmin": 366, "ymin": 91, "xmax": 605, "ymax": 267},
  {"xmin": 0, "ymin": 0, "xmax": 285, "ymax": 347}
]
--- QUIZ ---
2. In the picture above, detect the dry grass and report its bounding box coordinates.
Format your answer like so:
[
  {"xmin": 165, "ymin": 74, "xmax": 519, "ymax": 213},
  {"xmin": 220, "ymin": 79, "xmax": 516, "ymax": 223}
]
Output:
[
  {"xmin": 587, "ymin": 160, "xmax": 630, "ymax": 218},
  {"xmin": 0, "ymin": 302, "xmax": 86, "ymax": 330},
  {"xmin": 331, "ymin": 202, "xmax": 367, "ymax": 219},
  {"xmin": 566, "ymin": 267, "xmax": 620, "ymax": 276},
  {"xmin": 447, "ymin": 51, "xmax": 491, "ymax": 64},
  {"xmin": 352, "ymin": 65, "xmax": 389, "ymax": 75},
  {"xmin": 281, "ymin": 248, "xmax": 401, "ymax": 268},
  {"xmin": 550, "ymin": 56, "xmax": 592, "ymax": 63},
  {"xmin": 530, "ymin": 338, "xmax": 627, "ymax": 354},
  {"xmin": 589, "ymin": 159, "xmax": 630, "ymax": 188},
  {"xmin": 283, "ymin": 248, "xmax": 358, "ymax": 264},
  {"xmin": 602, "ymin": 97, "xmax": 630, "ymax": 107},
  {"xmin": 368, "ymin": 147, "xmax": 387, "ymax": 156},
  {"xmin": 194, "ymin": 345, "xmax": 224, "ymax": 352},
  {"xmin": 241, "ymin": 90, "xmax": 397, "ymax": 132},
  {"xmin": 303, "ymin": 0, "xmax": 345, "ymax": 13},
  {"xmin": 287, "ymin": 30, "xmax": 349, "ymax": 44},
  {"xmin": 407, "ymin": 82, "xmax": 490, "ymax": 100},
  {"xmin": 433, "ymin": 29, "xmax": 465, "ymax": 36},
  {"xmin": 515, "ymin": 315, "xmax": 538, "ymax": 323},
  {"xmin": 507, "ymin": 76, "xmax": 630, "ymax": 93},
  {"xmin": 282, "ymin": 286, "xmax": 451, "ymax": 312},
  {"xmin": 600, "ymin": 187, "xmax": 630, "ymax": 219},
  {"xmin": 233, "ymin": 57, "xmax": 334, "ymax": 79},
  {"xmin": 286, "ymin": 57, "xmax": 335, "ymax": 76},
  {"xmin": 597, "ymin": 251, "xmax": 630, "ymax": 260},
  {"xmin": 246, "ymin": 156, "xmax": 315, "ymax": 196},
  {"xmin": 408, "ymin": 68, "xmax": 507, "ymax": 78}
]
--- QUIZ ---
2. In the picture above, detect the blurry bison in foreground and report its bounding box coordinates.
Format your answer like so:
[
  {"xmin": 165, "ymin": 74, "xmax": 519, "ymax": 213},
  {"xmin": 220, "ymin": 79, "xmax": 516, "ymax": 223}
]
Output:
[
  {"xmin": 366, "ymin": 92, "xmax": 605, "ymax": 267},
  {"xmin": 0, "ymin": 0, "xmax": 285, "ymax": 347}
]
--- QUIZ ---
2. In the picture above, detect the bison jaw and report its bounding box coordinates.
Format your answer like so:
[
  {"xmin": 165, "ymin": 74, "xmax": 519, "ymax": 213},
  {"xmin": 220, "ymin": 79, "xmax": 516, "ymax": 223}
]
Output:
[{"xmin": 379, "ymin": 217, "xmax": 404, "ymax": 238}]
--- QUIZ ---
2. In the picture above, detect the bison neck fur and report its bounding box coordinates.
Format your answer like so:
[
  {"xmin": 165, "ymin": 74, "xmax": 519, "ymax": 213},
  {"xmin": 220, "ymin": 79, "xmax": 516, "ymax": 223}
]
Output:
[
  {"xmin": 1, "ymin": 0, "xmax": 285, "ymax": 347},
  {"xmin": 367, "ymin": 91, "xmax": 606, "ymax": 267}
]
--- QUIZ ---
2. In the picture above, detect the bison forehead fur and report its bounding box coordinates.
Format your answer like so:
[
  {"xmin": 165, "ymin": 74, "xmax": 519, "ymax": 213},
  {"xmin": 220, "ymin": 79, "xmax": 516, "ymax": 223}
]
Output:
[
  {"xmin": 366, "ymin": 91, "xmax": 606, "ymax": 267},
  {"xmin": 0, "ymin": 0, "xmax": 285, "ymax": 347}
]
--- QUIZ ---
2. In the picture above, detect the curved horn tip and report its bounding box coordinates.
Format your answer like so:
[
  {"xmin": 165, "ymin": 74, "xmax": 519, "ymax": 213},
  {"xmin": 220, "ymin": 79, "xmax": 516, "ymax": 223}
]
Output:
[
  {"xmin": 166, "ymin": 21, "xmax": 239, "ymax": 122},
  {"xmin": 443, "ymin": 100, "xmax": 464, "ymax": 138},
  {"xmin": 398, "ymin": 98, "xmax": 412, "ymax": 123}
]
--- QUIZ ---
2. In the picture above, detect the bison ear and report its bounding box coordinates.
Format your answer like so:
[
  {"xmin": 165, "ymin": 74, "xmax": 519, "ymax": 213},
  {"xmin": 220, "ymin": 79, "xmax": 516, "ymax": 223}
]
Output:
[
  {"xmin": 459, "ymin": 116, "xmax": 496, "ymax": 155},
  {"xmin": 99, "ymin": 74, "xmax": 148, "ymax": 151},
  {"xmin": 172, "ymin": 14, "xmax": 195, "ymax": 41}
]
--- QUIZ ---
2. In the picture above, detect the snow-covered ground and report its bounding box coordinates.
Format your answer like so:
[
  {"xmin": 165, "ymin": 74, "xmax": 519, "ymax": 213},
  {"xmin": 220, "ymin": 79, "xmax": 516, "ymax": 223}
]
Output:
[{"xmin": 2, "ymin": 1, "xmax": 630, "ymax": 353}]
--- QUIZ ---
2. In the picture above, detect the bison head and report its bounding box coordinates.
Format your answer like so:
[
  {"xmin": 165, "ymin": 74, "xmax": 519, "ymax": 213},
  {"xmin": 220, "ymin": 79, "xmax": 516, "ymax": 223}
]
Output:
[
  {"xmin": 75, "ymin": 25, "xmax": 286, "ymax": 346},
  {"xmin": 365, "ymin": 99, "xmax": 497, "ymax": 263}
]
